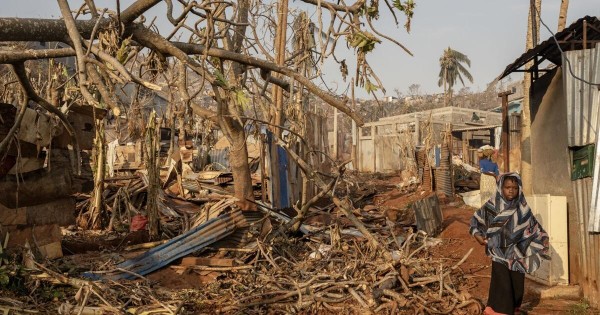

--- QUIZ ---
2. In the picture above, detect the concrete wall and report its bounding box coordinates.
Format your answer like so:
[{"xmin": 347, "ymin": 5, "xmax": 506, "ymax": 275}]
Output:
[
  {"xmin": 530, "ymin": 68, "xmax": 578, "ymax": 284},
  {"xmin": 531, "ymin": 68, "xmax": 572, "ymax": 196}
]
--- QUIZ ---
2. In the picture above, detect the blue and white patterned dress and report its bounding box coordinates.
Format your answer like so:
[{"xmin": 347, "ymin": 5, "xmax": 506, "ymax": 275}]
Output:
[{"xmin": 469, "ymin": 173, "xmax": 550, "ymax": 274}]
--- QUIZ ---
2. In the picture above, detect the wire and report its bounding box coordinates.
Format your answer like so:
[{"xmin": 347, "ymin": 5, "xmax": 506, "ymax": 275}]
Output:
[{"xmin": 532, "ymin": 3, "xmax": 600, "ymax": 86}]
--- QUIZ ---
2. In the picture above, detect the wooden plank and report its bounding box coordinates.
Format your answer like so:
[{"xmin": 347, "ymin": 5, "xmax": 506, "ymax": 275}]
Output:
[{"xmin": 181, "ymin": 257, "xmax": 235, "ymax": 267}]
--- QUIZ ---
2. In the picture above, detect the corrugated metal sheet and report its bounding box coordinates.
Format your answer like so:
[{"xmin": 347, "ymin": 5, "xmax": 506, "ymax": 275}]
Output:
[
  {"xmin": 572, "ymin": 179, "xmax": 600, "ymax": 299},
  {"xmin": 208, "ymin": 148, "xmax": 230, "ymax": 170},
  {"xmin": 564, "ymin": 43, "xmax": 600, "ymax": 305},
  {"xmin": 413, "ymin": 194, "xmax": 442, "ymax": 235},
  {"xmin": 565, "ymin": 45, "xmax": 600, "ymax": 232},
  {"xmin": 564, "ymin": 47, "xmax": 600, "ymax": 146},
  {"xmin": 499, "ymin": 16, "xmax": 600, "ymax": 79},
  {"xmin": 591, "ymin": 92, "xmax": 600, "ymax": 232}
]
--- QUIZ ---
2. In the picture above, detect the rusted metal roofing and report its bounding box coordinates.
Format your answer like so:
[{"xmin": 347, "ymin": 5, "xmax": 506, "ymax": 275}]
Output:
[{"xmin": 499, "ymin": 16, "xmax": 600, "ymax": 80}]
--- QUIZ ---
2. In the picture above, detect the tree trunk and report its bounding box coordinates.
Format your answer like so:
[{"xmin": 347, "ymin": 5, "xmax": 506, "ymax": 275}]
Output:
[
  {"xmin": 443, "ymin": 68, "xmax": 448, "ymax": 107},
  {"xmin": 521, "ymin": 0, "xmax": 541, "ymax": 194},
  {"xmin": 557, "ymin": 0, "xmax": 569, "ymax": 32},
  {"xmin": 145, "ymin": 111, "xmax": 160, "ymax": 238},
  {"xmin": 89, "ymin": 119, "xmax": 105, "ymax": 229},
  {"xmin": 228, "ymin": 120, "xmax": 256, "ymax": 210},
  {"xmin": 209, "ymin": 0, "xmax": 255, "ymax": 210}
]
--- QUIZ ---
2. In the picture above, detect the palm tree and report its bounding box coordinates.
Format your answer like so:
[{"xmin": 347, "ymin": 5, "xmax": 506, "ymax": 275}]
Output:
[{"xmin": 438, "ymin": 47, "xmax": 473, "ymax": 106}]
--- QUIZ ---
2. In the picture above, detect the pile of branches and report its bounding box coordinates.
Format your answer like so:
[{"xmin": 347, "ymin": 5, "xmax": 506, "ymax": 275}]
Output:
[
  {"xmin": 2, "ymin": 224, "xmax": 480, "ymax": 314},
  {"xmin": 0, "ymin": 259, "xmax": 184, "ymax": 314},
  {"xmin": 74, "ymin": 170, "xmax": 244, "ymax": 234},
  {"xmin": 75, "ymin": 174, "xmax": 150, "ymax": 231},
  {"xmin": 188, "ymin": 228, "xmax": 481, "ymax": 314}
]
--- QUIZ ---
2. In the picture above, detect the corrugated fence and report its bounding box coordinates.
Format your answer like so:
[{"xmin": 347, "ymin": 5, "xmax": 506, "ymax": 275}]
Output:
[{"xmin": 564, "ymin": 44, "xmax": 600, "ymax": 305}]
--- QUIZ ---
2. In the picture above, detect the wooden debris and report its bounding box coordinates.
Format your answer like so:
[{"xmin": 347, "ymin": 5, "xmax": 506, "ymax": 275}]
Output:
[
  {"xmin": 123, "ymin": 240, "xmax": 168, "ymax": 251},
  {"xmin": 180, "ymin": 257, "xmax": 234, "ymax": 267}
]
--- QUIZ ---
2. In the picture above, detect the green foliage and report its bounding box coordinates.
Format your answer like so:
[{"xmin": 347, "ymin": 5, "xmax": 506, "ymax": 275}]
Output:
[
  {"xmin": 366, "ymin": 6, "xmax": 379, "ymax": 18},
  {"xmin": 438, "ymin": 47, "xmax": 473, "ymax": 104},
  {"xmin": 0, "ymin": 266, "xmax": 9, "ymax": 286},
  {"xmin": 568, "ymin": 299, "xmax": 592, "ymax": 315},
  {"xmin": 232, "ymin": 88, "xmax": 250, "ymax": 110},
  {"xmin": 347, "ymin": 31, "xmax": 381, "ymax": 53},
  {"xmin": 365, "ymin": 79, "xmax": 379, "ymax": 94},
  {"xmin": 116, "ymin": 38, "xmax": 131, "ymax": 64},
  {"xmin": 392, "ymin": 0, "xmax": 416, "ymax": 32},
  {"xmin": 213, "ymin": 69, "xmax": 228, "ymax": 88},
  {"xmin": 62, "ymin": 65, "xmax": 69, "ymax": 78},
  {"xmin": 0, "ymin": 263, "xmax": 27, "ymax": 295},
  {"xmin": 362, "ymin": 0, "xmax": 380, "ymax": 19},
  {"xmin": 38, "ymin": 284, "xmax": 67, "ymax": 301}
]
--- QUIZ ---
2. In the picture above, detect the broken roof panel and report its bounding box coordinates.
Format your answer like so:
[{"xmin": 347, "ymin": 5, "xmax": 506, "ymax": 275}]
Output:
[{"xmin": 499, "ymin": 16, "xmax": 600, "ymax": 80}]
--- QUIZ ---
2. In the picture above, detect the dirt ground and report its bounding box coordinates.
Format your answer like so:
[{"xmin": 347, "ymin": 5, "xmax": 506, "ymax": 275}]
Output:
[
  {"xmin": 374, "ymin": 182, "xmax": 600, "ymax": 314},
  {"xmin": 372, "ymin": 180, "xmax": 493, "ymax": 304}
]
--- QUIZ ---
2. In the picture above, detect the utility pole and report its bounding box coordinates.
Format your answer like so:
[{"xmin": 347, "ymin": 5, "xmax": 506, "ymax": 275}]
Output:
[
  {"xmin": 557, "ymin": 0, "xmax": 569, "ymax": 32},
  {"xmin": 269, "ymin": 0, "xmax": 289, "ymax": 208},
  {"xmin": 273, "ymin": 0, "xmax": 289, "ymax": 133},
  {"xmin": 521, "ymin": 0, "xmax": 541, "ymax": 194},
  {"xmin": 499, "ymin": 91, "xmax": 514, "ymax": 172}
]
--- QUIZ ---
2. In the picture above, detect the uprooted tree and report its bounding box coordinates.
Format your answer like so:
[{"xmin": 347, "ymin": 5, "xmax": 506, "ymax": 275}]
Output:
[{"xmin": 0, "ymin": 0, "xmax": 415, "ymax": 231}]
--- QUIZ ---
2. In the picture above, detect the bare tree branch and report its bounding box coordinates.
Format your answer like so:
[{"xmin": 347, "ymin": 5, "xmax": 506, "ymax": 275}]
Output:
[
  {"xmin": 171, "ymin": 41, "xmax": 364, "ymax": 125},
  {"xmin": 58, "ymin": 0, "xmax": 100, "ymax": 107},
  {"xmin": 0, "ymin": 48, "xmax": 75, "ymax": 64},
  {"xmin": 0, "ymin": 18, "xmax": 110, "ymax": 42},
  {"xmin": 299, "ymin": 0, "xmax": 363, "ymax": 13},
  {"xmin": 120, "ymin": 0, "xmax": 162, "ymax": 24},
  {"xmin": 0, "ymin": 94, "xmax": 28, "ymax": 155}
]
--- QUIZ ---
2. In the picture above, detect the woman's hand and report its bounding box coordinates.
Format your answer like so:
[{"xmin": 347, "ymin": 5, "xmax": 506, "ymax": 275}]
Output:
[{"xmin": 474, "ymin": 234, "xmax": 487, "ymax": 246}]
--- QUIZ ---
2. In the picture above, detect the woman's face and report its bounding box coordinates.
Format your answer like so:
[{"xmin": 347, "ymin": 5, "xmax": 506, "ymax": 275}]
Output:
[{"xmin": 502, "ymin": 179, "xmax": 519, "ymax": 201}]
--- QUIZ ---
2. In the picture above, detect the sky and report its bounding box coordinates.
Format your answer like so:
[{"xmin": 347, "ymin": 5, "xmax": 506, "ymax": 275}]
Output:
[
  {"xmin": 345, "ymin": 0, "xmax": 599, "ymax": 98},
  {"xmin": 2, "ymin": 0, "xmax": 599, "ymax": 99}
]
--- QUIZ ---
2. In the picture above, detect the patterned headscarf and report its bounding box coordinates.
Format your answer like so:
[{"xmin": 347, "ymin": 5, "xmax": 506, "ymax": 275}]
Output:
[{"xmin": 469, "ymin": 173, "xmax": 550, "ymax": 273}]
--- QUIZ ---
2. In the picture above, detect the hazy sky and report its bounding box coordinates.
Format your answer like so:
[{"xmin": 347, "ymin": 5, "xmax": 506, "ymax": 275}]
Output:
[
  {"xmin": 3, "ymin": 0, "xmax": 599, "ymax": 99},
  {"xmin": 358, "ymin": 0, "xmax": 599, "ymax": 97}
]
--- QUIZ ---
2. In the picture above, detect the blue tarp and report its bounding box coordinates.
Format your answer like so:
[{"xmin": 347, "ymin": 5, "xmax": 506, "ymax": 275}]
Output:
[{"xmin": 277, "ymin": 146, "xmax": 290, "ymax": 208}]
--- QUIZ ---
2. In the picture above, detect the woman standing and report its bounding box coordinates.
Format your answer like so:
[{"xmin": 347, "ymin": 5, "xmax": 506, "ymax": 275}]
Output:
[
  {"xmin": 478, "ymin": 145, "xmax": 499, "ymax": 206},
  {"xmin": 470, "ymin": 173, "xmax": 550, "ymax": 314}
]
